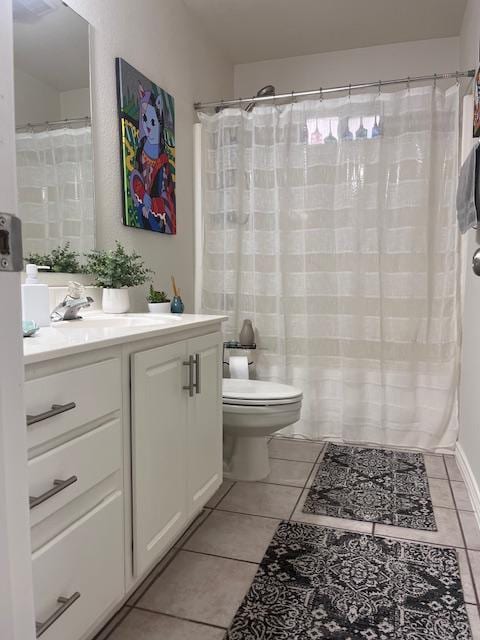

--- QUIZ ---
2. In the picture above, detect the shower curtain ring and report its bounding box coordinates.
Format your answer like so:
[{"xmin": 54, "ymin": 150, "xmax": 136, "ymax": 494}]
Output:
[
  {"xmin": 406, "ymin": 76, "xmax": 411, "ymax": 92},
  {"xmin": 433, "ymin": 73, "xmax": 437, "ymax": 89},
  {"xmin": 455, "ymin": 71, "xmax": 460, "ymax": 86},
  {"xmin": 348, "ymin": 83, "xmax": 352, "ymax": 99},
  {"xmin": 319, "ymin": 87, "xmax": 323, "ymax": 102},
  {"xmin": 291, "ymin": 90, "xmax": 295, "ymax": 104},
  {"xmin": 377, "ymin": 80, "xmax": 382, "ymax": 95}
]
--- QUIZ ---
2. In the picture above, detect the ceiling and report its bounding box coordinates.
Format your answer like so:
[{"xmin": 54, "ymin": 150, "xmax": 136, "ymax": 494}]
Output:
[
  {"xmin": 183, "ymin": 0, "xmax": 467, "ymax": 64},
  {"xmin": 13, "ymin": 2, "xmax": 89, "ymax": 92}
]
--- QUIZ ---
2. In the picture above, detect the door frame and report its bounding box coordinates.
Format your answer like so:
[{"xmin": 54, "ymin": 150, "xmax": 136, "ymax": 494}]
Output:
[{"xmin": 0, "ymin": 1, "xmax": 35, "ymax": 638}]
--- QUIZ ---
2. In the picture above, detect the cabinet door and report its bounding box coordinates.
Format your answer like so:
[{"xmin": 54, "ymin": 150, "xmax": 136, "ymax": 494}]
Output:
[
  {"xmin": 131, "ymin": 341, "xmax": 188, "ymax": 577},
  {"xmin": 186, "ymin": 332, "xmax": 223, "ymax": 514}
]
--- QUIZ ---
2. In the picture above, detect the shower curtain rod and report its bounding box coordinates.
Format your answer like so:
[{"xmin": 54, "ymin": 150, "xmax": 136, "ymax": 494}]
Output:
[
  {"xmin": 194, "ymin": 69, "xmax": 476, "ymax": 110},
  {"xmin": 16, "ymin": 115, "xmax": 91, "ymax": 131}
]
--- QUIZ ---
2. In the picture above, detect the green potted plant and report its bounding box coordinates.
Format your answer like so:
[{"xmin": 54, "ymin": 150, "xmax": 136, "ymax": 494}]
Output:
[
  {"xmin": 146, "ymin": 285, "xmax": 171, "ymax": 314},
  {"xmin": 26, "ymin": 242, "xmax": 83, "ymax": 273},
  {"xmin": 84, "ymin": 242, "xmax": 152, "ymax": 314}
]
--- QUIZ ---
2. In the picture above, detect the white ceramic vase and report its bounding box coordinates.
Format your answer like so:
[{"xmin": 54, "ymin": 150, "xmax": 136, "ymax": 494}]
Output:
[
  {"xmin": 102, "ymin": 288, "xmax": 130, "ymax": 314},
  {"xmin": 148, "ymin": 302, "xmax": 171, "ymax": 314}
]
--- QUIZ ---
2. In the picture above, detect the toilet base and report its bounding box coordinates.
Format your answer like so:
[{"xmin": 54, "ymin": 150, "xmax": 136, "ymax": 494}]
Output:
[{"xmin": 223, "ymin": 434, "xmax": 270, "ymax": 481}]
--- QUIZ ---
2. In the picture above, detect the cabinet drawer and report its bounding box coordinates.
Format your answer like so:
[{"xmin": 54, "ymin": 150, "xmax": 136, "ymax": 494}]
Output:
[
  {"xmin": 32, "ymin": 492, "xmax": 124, "ymax": 640},
  {"xmin": 28, "ymin": 418, "xmax": 122, "ymax": 527},
  {"xmin": 25, "ymin": 359, "xmax": 121, "ymax": 451}
]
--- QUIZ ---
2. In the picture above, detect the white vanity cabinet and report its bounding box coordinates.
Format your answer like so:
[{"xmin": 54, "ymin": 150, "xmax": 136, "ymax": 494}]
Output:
[
  {"xmin": 131, "ymin": 331, "xmax": 223, "ymax": 576},
  {"xmin": 23, "ymin": 315, "xmax": 225, "ymax": 640},
  {"xmin": 25, "ymin": 357, "xmax": 125, "ymax": 640},
  {"xmin": 186, "ymin": 332, "xmax": 223, "ymax": 513}
]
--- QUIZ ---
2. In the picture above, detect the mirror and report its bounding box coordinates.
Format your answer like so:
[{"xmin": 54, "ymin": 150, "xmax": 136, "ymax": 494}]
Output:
[{"xmin": 13, "ymin": 0, "xmax": 94, "ymax": 261}]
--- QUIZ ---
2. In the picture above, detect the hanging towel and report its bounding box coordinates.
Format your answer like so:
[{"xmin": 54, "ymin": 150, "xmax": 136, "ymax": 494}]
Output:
[{"xmin": 456, "ymin": 142, "xmax": 480, "ymax": 233}]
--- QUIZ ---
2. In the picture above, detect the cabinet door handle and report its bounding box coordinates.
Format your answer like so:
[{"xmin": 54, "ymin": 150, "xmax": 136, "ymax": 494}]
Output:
[
  {"xmin": 183, "ymin": 355, "xmax": 195, "ymax": 397},
  {"xmin": 29, "ymin": 476, "xmax": 78, "ymax": 509},
  {"xmin": 36, "ymin": 592, "xmax": 80, "ymax": 637},
  {"xmin": 194, "ymin": 353, "xmax": 201, "ymax": 394},
  {"xmin": 27, "ymin": 402, "xmax": 76, "ymax": 426}
]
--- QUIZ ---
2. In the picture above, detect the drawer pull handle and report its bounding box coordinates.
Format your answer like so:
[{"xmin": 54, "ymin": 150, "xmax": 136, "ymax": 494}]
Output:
[
  {"xmin": 29, "ymin": 476, "xmax": 78, "ymax": 509},
  {"xmin": 36, "ymin": 592, "xmax": 80, "ymax": 638},
  {"xmin": 27, "ymin": 402, "xmax": 76, "ymax": 426},
  {"xmin": 183, "ymin": 355, "xmax": 195, "ymax": 397}
]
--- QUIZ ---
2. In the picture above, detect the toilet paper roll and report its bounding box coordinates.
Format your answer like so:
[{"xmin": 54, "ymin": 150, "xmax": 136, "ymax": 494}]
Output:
[{"xmin": 229, "ymin": 355, "xmax": 249, "ymax": 379}]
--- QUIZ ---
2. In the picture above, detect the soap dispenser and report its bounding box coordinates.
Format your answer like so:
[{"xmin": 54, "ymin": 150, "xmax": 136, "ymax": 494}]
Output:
[{"xmin": 21, "ymin": 264, "xmax": 51, "ymax": 327}]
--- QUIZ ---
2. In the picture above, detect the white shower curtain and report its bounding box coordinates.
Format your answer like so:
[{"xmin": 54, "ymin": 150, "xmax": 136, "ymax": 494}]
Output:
[
  {"xmin": 16, "ymin": 126, "xmax": 94, "ymax": 256},
  {"xmin": 199, "ymin": 85, "xmax": 460, "ymax": 451}
]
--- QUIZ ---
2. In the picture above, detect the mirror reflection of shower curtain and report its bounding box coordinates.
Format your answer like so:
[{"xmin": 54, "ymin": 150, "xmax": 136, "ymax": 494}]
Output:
[
  {"xmin": 16, "ymin": 126, "xmax": 94, "ymax": 256},
  {"xmin": 199, "ymin": 85, "xmax": 460, "ymax": 450}
]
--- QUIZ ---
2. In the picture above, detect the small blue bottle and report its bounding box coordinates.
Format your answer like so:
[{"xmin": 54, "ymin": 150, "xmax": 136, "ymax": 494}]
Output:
[{"xmin": 171, "ymin": 296, "xmax": 184, "ymax": 313}]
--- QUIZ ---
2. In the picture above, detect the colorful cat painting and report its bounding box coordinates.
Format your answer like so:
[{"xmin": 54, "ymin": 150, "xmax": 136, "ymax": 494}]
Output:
[{"xmin": 116, "ymin": 58, "xmax": 176, "ymax": 234}]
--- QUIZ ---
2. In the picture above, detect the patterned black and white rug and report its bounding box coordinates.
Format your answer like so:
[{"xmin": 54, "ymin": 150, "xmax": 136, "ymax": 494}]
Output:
[
  {"xmin": 226, "ymin": 521, "xmax": 472, "ymax": 640},
  {"xmin": 303, "ymin": 444, "xmax": 437, "ymax": 530}
]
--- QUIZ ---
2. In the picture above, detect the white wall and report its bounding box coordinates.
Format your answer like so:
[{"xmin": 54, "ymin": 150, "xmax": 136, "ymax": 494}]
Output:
[
  {"xmin": 459, "ymin": 0, "xmax": 480, "ymax": 491},
  {"xmin": 234, "ymin": 37, "xmax": 460, "ymax": 97},
  {"xmin": 14, "ymin": 66, "xmax": 61, "ymax": 126},
  {"xmin": 66, "ymin": 0, "xmax": 233, "ymax": 311}
]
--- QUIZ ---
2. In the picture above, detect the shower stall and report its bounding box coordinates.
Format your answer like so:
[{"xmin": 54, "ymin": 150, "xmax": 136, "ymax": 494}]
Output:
[{"xmin": 194, "ymin": 71, "xmax": 471, "ymax": 451}]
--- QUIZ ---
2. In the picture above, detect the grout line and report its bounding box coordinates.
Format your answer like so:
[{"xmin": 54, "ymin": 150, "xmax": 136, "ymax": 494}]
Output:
[
  {"xmin": 289, "ymin": 514, "xmax": 374, "ymax": 536},
  {"xmin": 449, "ymin": 479, "xmax": 474, "ymax": 512},
  {"xmin": 127, "ymin": 513, "xmax": 218, "ymax": 609},
  {"xmin": 446, "ymin": 476, "xmax": 460, "ymax": 511},
  {"xmin": 457, "ymin": 508, "xmax": 480, "ymax": 606},
  {"xmin": 429, "ymin": 504, "xmax": 470, "ymax": 513},
  {"xmin": 372, "ymin": 528, "xmax": 465, "ymax": 550},
  {"xmin": 215, "ymin": 505, "xmax": 292, "ymax": 522},
  {"xmin": 303, "ymin": 463, "xmax": 320, "ymax": 492},
  {"xmin": 126, "ymin": 547, "xmax": 182, "ymax": 607},
  {"xmin": 288, "ymin": 489, "xmax": 306, "ymax": 522},
  {"xmin": 315, "ymin": 444, "xmax": 329, "ymax": 465},
  {"xmin": 272, "ymin": 435, "xmax": 326, "ymax": 444},
  {"xmin": 176, "ymin": 509, "xmax": 214, "ymax": 549},
  {"xmin": 457, "ymin": 507, "xmax": 480, "ymax": 551},
  {"xmin": 93, "ymin": 604, "xmax": 133, "ymax": 640},
  {"xmin": 444, "ymin": 456, "xmax": 462, "ymax": 483},
  {"xmin": 269, "ymin": 455, "xmax": 322, "ymax": 464},
  {"xmin": 180, "ymin": 547, "xmax": 260, "ymax": 566},
  {"xmin": 131, "ymin": 605, "xmax": 228, "ymax": 631},
  {"xmin": 209, "ymin": 481, "xmax": 237, "ymax": 509},
  {"xmin": 249, "ymin": 478, "xmax": 314, "ymax": 491},
  {"xmin": 466, "ymin": 550, "xmax": 480, "ymax": 607}
]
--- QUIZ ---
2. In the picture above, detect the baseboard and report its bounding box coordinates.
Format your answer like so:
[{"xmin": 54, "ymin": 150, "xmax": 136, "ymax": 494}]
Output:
[{"xmin": 455, "ymin": 443, "xmax": 480, "ymax": 528}]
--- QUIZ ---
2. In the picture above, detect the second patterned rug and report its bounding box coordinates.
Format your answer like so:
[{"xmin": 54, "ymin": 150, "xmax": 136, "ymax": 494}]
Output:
[
  {"xmin": 226, "ymin": 522, "xmax": 471, "ymax": 639},
  {"xmin": 302, "ymin": 443, "xmax": 437, "ymax": 530}
]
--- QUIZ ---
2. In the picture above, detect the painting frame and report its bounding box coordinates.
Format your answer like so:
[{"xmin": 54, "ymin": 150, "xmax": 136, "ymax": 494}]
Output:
[
  {"xmin": 474, "ymin": 65, "xmax": 480, "ymax": 138},
  {"xmin": 116, "ymin": 58, "xmax": 176, "ymax": 234}
]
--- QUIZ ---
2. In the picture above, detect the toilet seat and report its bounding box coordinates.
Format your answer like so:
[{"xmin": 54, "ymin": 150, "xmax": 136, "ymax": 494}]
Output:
[{"xmin": 222, "ymin": 378, "xmax": 303, "ymax": 407}]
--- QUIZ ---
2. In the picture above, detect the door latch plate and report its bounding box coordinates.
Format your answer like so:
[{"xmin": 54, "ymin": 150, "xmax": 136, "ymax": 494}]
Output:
[{"xmin": 0, "ymin": 213, "xmax": 23, "ymax": 272}]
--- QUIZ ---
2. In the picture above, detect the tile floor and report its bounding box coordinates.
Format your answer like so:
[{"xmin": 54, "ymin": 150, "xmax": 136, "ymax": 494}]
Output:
[{"xmin": 96, "ymin": 439, "xmax": 480, "ymax": 640}]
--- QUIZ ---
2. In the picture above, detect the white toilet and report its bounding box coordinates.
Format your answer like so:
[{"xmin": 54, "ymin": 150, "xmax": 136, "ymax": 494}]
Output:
[{"xmin": 222, "ymin": 378, "xmax": 303, "ymax": 481}]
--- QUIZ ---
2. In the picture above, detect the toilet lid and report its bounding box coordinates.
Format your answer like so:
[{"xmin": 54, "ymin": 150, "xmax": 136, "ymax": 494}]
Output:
[{"xmin": 223, "ymin": 378, "xmax": 303, "ymax": 406}]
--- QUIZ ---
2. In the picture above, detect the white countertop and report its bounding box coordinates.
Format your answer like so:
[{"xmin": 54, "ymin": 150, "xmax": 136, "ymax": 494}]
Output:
[{"xmin": 23, "ymin": 313, "xmax": 227, "ymax": 365}]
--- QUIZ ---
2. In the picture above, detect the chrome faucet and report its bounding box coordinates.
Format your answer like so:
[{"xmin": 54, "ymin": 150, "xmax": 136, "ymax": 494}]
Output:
[
  {"xmin": 50, "ymin": 281, "xmax": 94, "ymax": 322},
  {"xmin": 51, "ymin": 296, "xmax": 93, "ymax": 321}
]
